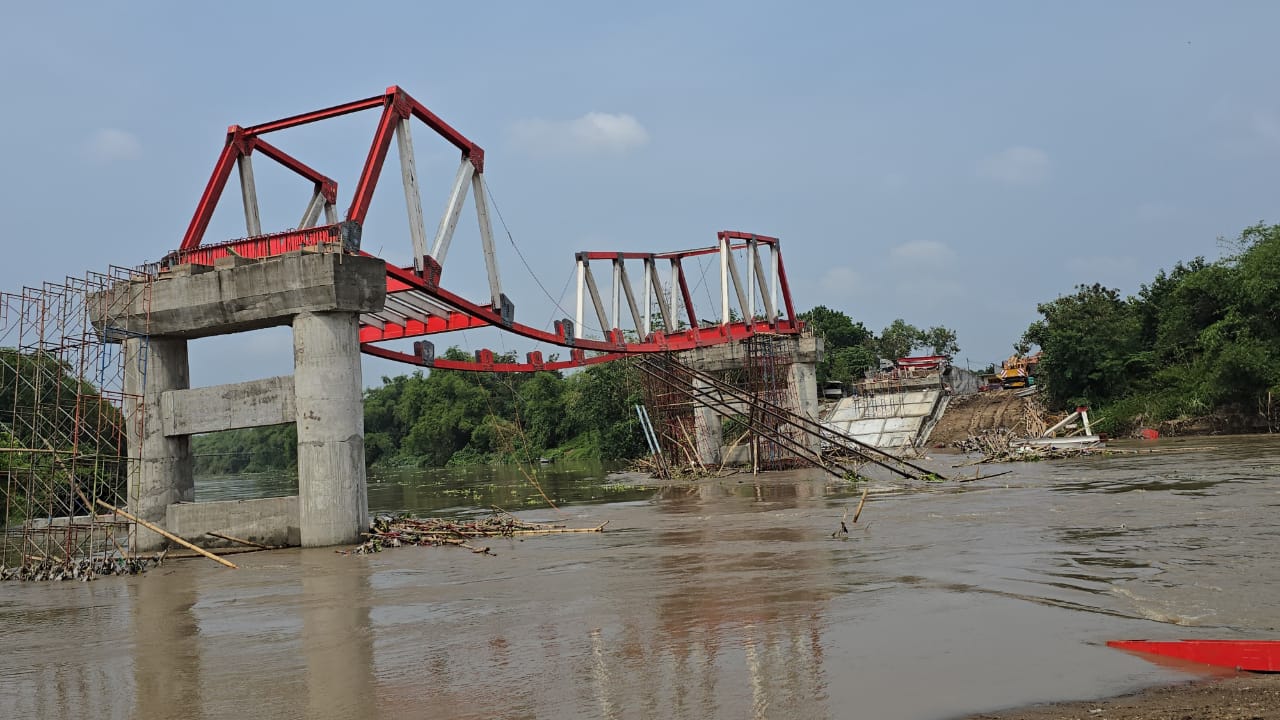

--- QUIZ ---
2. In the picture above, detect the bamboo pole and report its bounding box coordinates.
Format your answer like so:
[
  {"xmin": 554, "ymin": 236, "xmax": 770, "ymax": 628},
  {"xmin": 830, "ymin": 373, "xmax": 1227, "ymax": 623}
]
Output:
[
  {"xmin": 851, "ymin": 487, "xmax": 870, "ymax": 524},
  {"xmin": 96, "ymin": 500, "xmax": 238, "ymax": 569},
  {"xmin": 165, "ymin": 546, "xmax": 271, "ymax": 560}
]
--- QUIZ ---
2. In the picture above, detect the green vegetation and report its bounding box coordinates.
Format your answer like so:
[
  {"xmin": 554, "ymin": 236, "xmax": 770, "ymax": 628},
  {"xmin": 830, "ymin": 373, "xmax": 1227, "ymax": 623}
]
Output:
[
  {"xmin": 193, "ymin": 348, "xmax": 647, "ymax": 473},
  {"xmin": 0, "ymin": 349, "xmax": 126, "ymax": 523},
  {"xmin": 1022, "ymin": 222, "xmax": 1280, "ymax": 434},
  {"xmin": 189, "ymin": 425, "xmax": 297, "ymax": 475},
  {"xmin": 798, "ymin": 306, "xmax": 960, "ymax": 386}
]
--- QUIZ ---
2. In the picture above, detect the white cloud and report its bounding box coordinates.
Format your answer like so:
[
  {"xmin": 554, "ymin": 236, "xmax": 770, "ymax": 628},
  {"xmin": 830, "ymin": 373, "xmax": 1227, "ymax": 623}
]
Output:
[
  {"xmin": 85, "ymin": 128, "xmax": 141, "ymax": 163},
  {"xmin": 511, "ymin": 112, "xmax": 649, "ymax": 155},
  {"xmin": 976, "ymin": 145, "xmax": 1050, "ymax": 186},
  {"xmin": 890, "ymin": 240, "xmax": 955, "ymax": 264}
]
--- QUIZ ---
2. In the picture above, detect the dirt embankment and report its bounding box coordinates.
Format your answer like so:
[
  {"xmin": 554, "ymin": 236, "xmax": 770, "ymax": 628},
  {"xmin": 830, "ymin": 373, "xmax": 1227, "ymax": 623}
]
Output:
[{"xmin": 928, "ymin": 390, "xmax": 1031, "ymax": 447}]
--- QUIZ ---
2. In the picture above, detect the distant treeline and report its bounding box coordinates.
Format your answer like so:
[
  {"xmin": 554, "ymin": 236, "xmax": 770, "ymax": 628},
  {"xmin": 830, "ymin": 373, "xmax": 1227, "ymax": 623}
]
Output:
[
  {"xmin": 193, "ymin": 348, "xmax": 646, "ymax": 474},
  {"xmin": 1022, "ymin": 222, "xmax": 1280, "ymax": 433},
  {"xmin": 798, "ymin": 309, "xmax": 961, "ymax": 387},
  {"xmin": 195, "ymin": 309, "xmax": 972, "ymax": 473}
]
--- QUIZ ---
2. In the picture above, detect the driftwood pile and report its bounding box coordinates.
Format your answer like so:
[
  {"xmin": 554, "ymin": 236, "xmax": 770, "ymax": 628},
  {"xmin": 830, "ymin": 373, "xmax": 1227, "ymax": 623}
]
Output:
[
  {"xmin": 348, "ymin": 511, "xmax": 608, "ymax": 557},
  {"xmin": 0, "ymin": 554, "xmax": 161, "ymax": 582},
  {"xmin": 954, "ymin": 429, "xmax": 1100, "ymax": 464}
]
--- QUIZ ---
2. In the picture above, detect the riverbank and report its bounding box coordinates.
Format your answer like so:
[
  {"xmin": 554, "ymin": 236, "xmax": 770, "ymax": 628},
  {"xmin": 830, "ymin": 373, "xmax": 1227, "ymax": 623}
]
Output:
[{"xmin": 963, "ymin": 673, "xmax": 1280, "ymax": 719}]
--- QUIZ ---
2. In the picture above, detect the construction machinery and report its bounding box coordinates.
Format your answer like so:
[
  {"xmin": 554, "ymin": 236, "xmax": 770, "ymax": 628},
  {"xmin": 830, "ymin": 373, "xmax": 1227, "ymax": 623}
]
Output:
[{"xmin": 998, "ymin": 352, "xmax": 1040, "ymax": 389}]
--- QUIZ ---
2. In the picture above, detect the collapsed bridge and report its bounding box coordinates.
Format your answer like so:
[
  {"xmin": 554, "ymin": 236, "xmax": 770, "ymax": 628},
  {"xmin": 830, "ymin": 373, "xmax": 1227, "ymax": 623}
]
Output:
[
  {"xmin": 42, "ymin": 86, "xmax": 810, "ymax": 556},
  {"xmin": 167, "ymin": 85, "xmax": 802, "ymax": 370}
]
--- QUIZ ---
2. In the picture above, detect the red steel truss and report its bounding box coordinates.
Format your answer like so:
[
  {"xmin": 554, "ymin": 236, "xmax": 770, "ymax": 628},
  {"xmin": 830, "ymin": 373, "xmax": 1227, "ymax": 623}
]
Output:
[{"xmin": 167, "ymin": 87, "xmax": 802, "ymax": 372}]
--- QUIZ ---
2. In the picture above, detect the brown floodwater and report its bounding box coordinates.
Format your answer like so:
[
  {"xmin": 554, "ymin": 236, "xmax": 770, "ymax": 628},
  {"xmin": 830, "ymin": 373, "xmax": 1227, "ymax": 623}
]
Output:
[{"xmin": 2, "ymin": 436, "xmax": 1278, "ymax": 719}]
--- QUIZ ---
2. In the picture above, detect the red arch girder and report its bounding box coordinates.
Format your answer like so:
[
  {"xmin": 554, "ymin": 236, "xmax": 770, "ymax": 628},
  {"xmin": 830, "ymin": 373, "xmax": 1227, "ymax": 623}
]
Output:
[{"xmin": 361, "ymin": 343, "xmax": 626, "ymax": 373}]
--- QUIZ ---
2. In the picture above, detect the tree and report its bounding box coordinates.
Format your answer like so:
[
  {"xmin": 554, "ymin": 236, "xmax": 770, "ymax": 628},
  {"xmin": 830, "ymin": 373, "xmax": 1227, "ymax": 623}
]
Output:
[
  {"xmin": 799, "ymin": 306, "xmax": 873, "ymax": 349},
  {"xmin": 562, "ymin": 361, "xmax": 646, "ymax": 461},
  {"xmin": 920, "ymin": 326, "xmax": 960, "ymax": 357},
  {"xmin": 825, "ymin": 345, "xmax": 878, "ymax": 385},
  {"xmin": 1021, "ymin": 283, "xmax": 1142, "ymax": 409},
  {"xmin": 876, "ymin": 319, "xmax": 922, "ymax": 361},
  {"xmin": 800, "ymin": 306, "xmax": 877, "ymax": 384}
]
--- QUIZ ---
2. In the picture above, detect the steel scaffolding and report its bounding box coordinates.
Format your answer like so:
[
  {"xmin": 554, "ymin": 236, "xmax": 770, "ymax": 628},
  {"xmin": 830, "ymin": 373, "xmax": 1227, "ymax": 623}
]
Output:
[
  {"xmin": 0, "ymin": 266, "xmax": 153, "ymax": 580},
  {"xmin": 742, "ymin": 335, "xmax": 805, "ymax": 470}
]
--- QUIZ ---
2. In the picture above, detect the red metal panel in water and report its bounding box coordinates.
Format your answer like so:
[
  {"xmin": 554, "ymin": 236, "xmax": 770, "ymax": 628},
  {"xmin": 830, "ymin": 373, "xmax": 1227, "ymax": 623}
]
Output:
[{"xmin": 1107, "ymin": 640, "xmax": 1280, "ymax": 672}]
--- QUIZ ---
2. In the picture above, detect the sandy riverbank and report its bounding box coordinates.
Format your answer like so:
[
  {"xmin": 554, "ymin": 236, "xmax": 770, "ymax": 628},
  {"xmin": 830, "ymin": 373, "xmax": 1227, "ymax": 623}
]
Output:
[{"xmin": 962, "ymin": 673, "xmax": 1280, "ymax": 719}]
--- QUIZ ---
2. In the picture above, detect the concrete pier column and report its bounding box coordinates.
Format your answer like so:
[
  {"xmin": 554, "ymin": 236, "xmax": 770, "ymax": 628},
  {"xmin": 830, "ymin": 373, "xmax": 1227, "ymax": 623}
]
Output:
[
  {"xmin": 787, "ymin": 360, "xmax": 821, "ymax": 455},
  {"xmin": 124, "ymin": 337, "xmax": 192, "ymax": 551},
  {"xmin": 692, "ymin": 379, "xmax": 723, "ymax": 466},
  {"xmin": 787, "ymin": 361, "xmax": 819, "ymax": 421},
  {"xmin": 293, "ymin": 311, "xmax": 368, "ymax": 547}
]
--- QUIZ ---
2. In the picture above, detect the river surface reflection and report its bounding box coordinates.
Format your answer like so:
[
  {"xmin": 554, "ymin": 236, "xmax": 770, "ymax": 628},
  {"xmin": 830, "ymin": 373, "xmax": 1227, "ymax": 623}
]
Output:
[{"xmin": 2, "ymin": 437, "xmax": 1278, "ymax": 719}]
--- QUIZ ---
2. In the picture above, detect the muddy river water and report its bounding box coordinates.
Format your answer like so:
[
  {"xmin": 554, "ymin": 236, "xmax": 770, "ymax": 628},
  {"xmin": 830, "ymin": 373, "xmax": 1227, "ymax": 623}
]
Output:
[{"xmin": 2, "ymin": 436, "xmax": 1278, "ymax": 719}]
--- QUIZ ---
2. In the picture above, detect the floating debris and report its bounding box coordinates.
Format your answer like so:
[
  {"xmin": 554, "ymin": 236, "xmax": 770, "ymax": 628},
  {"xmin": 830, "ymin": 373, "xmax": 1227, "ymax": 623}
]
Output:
[
  {"xmin": 954, "ymin": 428, "xmax": 1105, "ymax": 463},
  {"xmin": 344, "ymin": 511, "xmax": 609, "ymax": 557},
  {"xmin": 0, "ymin": 554, "xmax": 164, "ymax": 582}
]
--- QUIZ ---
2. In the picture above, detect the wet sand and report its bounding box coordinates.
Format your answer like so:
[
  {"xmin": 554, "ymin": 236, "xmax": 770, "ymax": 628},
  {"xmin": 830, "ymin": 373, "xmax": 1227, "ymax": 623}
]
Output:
[{"xmin": 964, "ymin": 673, "xmax": 1280, "ymax": 719}]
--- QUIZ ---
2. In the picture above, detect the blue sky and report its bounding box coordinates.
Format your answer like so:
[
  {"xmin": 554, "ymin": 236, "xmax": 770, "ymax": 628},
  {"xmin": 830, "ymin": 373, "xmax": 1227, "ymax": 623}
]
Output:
[{"xmin": 4, "ymin": 2, "xmax": 1280, "ymax": 384}]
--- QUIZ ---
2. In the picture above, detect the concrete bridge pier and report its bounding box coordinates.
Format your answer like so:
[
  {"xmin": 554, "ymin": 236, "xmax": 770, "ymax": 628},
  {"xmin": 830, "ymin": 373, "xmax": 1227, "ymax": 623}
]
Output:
[
  {"xmin": 293, "ymin": 311, "xmax": 368, "ymax": 547},
  {"xmin": 93, "ymin": 250, "xmax": 386, "ymax": 551},
  {"xmin": 692, "ymin": 378, "xmax": 723, "ymax": 466},
  {"xmin": 683, "ymin": 333, "xmax": 823, "ymax": 467},
  {"xmin": 123, "ymin": 336, "xmax": 193, "ymax": 550}
]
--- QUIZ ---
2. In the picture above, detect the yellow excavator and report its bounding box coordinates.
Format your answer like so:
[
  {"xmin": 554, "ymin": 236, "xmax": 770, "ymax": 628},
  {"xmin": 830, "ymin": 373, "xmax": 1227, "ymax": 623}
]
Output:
[{"xmin": 998, "ymin": 352, "xmax": 1040, "ymax": 389}]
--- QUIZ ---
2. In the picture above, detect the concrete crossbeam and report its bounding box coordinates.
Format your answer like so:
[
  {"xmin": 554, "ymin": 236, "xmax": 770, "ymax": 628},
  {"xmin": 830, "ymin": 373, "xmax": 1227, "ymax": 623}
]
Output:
[
  {"xmin": 160, "ymin": 376, "xmax": 295, "ymax": 436},
  {"xmin": 166, "ymin": 497, "xmax": 299, "ymax": 549},
  {"xmin": 90, "ymin": 252, "xmax": 386, "ymax": 340},
  {"xmin": 684, "ymin": 333, "xmax": 822, "ymax": 373}
]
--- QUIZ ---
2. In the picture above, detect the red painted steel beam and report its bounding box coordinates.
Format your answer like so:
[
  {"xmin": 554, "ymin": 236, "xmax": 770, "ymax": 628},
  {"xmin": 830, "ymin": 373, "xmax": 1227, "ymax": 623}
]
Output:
[
  {"xmin": 361, "ymin": 342, "xmax": 625, "ymax": 373},
  {"xmin": 776, "ymin": 253, "xmax": 798, "ymax": 326},
  {"xmin": 675, "ymin": 259, "xmax": 699, "ymax": 328},
  {"xmin": 358, "ymin": 310, "xmax": 491, "ymax": 343},
  {"xmin": 243, "ymin": 93, "xmax": 386, "ymax": 136},
  {"xmin": 579, "ymin": 238, "xmax": 776, "ymax": 263},
  {"xmin": 345, "ymin": 99, "xmax": 402, "ymax": 224},
  {"xmin": 179, "ymin": 133, "xmax": 243, "ymax": 251},
  {"xmin": 403, "ymin": 90, "xmax": 484, "ymax": 172},
  {"xmin": 718, "ymin": 230, "xmax": 780, "ymax": 245},
  {"xmin": 166, "ymin": 226, "xmax": 340, "ymax": 266}
]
